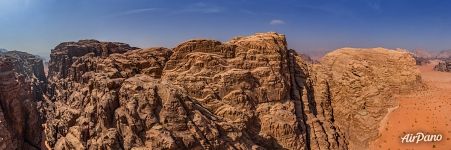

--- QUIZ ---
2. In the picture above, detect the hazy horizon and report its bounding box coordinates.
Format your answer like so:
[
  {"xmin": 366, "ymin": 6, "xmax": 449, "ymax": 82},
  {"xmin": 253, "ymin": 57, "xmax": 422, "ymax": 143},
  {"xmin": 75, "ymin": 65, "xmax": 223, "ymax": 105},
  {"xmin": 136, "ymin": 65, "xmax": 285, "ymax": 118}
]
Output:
[{"xmin": 1, "ymin": 0, "xmax": 451, "ymax": 58}]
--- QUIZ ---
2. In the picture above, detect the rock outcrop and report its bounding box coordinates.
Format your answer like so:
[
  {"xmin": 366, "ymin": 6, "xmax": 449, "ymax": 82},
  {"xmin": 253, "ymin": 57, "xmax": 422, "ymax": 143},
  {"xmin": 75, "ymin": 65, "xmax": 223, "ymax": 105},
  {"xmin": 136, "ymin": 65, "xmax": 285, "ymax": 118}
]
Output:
[
  {"xmin": 413, "ymin": 56, "xmax": 430, "ymax": 65},
  {"xmin": 434, "ymin": 60, "xmax": 451, "ymax": 72},
  {"xmin": 411, "ymin": 49, "xmax": 431, "ymax": 65},
  {"xmin": 161, "ymin": 34, "xmax": 345, "ymax": 149},
  {"xmin": 320, "ymin": 48, "xmax": 422, "ymax": 149},
  {"xmin": 0, "ymin": 51, "xmax": 47, "ymax": 149},
  {"xmin": 47, "ymin": 39, "xmax": 139, "ymax": 81},
  {"xmin": 44, "ymin": 33, "xmax": 349, "ymax": 149}
]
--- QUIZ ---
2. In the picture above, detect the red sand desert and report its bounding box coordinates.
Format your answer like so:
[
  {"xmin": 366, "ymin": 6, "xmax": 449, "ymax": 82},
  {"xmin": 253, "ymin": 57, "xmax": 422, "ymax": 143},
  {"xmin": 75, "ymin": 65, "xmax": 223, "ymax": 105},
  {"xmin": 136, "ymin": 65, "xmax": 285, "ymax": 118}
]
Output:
[{"xmin": 370, "ymin": 61, "xmax": 451, "ymax": 150}]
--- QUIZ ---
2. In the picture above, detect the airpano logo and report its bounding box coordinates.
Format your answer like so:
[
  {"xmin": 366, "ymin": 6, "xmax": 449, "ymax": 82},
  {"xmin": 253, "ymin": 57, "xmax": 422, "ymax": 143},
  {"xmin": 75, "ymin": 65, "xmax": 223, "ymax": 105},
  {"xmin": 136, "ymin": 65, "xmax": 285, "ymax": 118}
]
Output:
[{"xmin": 401, "ymin": 132, "xmax": 443, "ymax": 143}]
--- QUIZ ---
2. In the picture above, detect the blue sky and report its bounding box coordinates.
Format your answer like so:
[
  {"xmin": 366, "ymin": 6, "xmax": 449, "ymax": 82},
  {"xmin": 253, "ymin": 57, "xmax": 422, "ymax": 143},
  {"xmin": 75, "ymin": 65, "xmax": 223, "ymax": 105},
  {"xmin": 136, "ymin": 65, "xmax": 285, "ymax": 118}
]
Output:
[{"xmin": 1, "ymin": 0, "xmax": 451, "ymax": 58}]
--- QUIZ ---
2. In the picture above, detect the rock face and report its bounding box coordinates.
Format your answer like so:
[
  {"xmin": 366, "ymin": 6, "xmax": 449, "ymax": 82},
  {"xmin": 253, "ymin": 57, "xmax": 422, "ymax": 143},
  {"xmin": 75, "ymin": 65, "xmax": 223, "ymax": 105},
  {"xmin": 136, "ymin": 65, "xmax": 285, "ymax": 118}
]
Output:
[
  {"xmin": 161, "ymin": 34, "xmax": 345, "ymax": 149},
  {"xmin": 434, "ymin": 60, "xmax": 451, "ymax": 72},
  {"xmin": 47, "ymin": 39, "xmax": 139, "ymax": 81},
  {"xmin": 0, "ymin": 51, "xmax": 47, "ymax": 149},
  {"xmin": 44, "ymin": 33, "xmax": 350, "ymax": 149},
  {"xmin": 320, "ymin": 48, "xmax": 422, "ymax": 149},
  {"xmin": 0, "ymin": 32, "xmax": 420, "ymax": 150}
]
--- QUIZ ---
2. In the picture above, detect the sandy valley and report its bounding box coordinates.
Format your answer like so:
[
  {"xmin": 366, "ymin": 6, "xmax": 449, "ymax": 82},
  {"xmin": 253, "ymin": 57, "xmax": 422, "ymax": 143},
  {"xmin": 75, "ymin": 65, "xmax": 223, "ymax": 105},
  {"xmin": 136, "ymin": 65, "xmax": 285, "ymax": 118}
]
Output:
[{"xmin": 371, "ymin": 61, "xmax": 451, "ymax": 149}]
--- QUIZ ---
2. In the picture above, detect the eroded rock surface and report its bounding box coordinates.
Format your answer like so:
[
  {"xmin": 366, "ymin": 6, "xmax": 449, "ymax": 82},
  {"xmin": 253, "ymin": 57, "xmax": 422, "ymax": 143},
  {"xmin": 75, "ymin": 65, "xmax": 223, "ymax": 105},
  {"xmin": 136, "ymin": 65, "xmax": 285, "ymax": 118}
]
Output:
[
  {"xmin": 0, "ymin": 51, "xmax": 46, "ymax": 150},
  {"xmin": 320, "ymin": 48, "xmax": 422, "ymax": 149},
  {"xmin": 45, "ymin": 40, "xmax": 164, "ymax": 149},
  {"xmin": 47, "ymin": 39, "xmax": 139, "ymax": 81},
  {"xmin": 0, "ymin": 33, "xmax": 421, "ymax": 150},
  {"xmin": 44, "ymin": 33, "xmax": 349, "ymax": 149},
  {"xmin": 161, "ymin": 33, "xmax": 345, "ymax": 149}
]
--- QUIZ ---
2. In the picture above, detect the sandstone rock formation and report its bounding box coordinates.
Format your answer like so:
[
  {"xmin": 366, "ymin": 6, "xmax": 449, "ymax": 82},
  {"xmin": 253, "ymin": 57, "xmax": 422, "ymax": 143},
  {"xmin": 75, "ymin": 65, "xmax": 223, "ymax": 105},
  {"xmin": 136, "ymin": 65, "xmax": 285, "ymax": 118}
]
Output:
[
  {"xmin": 0, "ymin": 51, "xmax": 47, "ymax": 149},
  {"xmin": 320, "ymin": 48, "xmax": 422, "ymax": 149},
  {"xmin": 161, "ymin": 34, "xmax": 345, "ymax": 149},
  {"xmin": 47, "ymin": 39, "xmax": 139, "ymax": 81},
  {"xmin": 434, "ymin": 60, "xmax": 451, "ymax": 72},
  {"xmin": 0, "ymin": 32, "xmax": 423, "ymax": 150},
  {"xmin": 43, "ymin": 33, "xmax": 350, "ymax": 149}
]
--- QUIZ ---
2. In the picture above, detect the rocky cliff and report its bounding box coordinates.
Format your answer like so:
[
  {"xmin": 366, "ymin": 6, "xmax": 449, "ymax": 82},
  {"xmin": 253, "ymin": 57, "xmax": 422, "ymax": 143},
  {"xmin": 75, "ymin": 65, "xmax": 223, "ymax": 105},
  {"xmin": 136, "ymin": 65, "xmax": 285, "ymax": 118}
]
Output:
[
  {"xmin": 44, "ymin": 33, "xmax": 349, "ymax": 149},
  {"xmin": 0, "ymin": 51, "xmax": 47, "ymax": 150},
  {"xmin": 320, "ymin": 48, "xmax": 422, "ymax": 149},
  {"xmin": 0, "ymin": 32, "xmax": 423, "ymax": 150}
]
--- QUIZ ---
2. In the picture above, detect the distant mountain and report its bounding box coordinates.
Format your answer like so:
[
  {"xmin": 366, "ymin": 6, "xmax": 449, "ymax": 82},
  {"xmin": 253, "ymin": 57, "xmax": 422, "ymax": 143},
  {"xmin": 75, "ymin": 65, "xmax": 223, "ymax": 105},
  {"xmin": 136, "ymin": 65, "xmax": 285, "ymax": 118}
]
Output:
[
  {"xmin": 436, "ymin": 49, "xmax": 451, "ymax": 59},
  {"xmin": 0, "ymin": 48, "xmax": 7, "ymax": 53},
  {"xmin": 411, "ymin": 49, "xmax": 434, "ymax": 59}
]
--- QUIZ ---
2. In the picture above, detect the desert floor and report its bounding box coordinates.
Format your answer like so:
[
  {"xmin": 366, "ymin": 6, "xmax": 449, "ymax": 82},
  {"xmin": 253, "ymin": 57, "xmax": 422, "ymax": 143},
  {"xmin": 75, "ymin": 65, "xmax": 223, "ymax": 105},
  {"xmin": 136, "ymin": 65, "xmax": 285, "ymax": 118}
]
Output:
[{"xmin": 370, "ymin": 61, "xmax": 451, "ymax": 150}]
